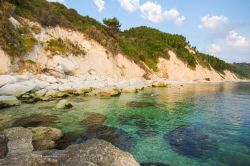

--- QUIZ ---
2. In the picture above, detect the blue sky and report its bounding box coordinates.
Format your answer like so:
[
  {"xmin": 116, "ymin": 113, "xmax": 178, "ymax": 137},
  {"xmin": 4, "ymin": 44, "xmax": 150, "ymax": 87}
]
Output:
[{"xmin": 50, "ymin": 0, "xmax": 250, "ymax": 63}]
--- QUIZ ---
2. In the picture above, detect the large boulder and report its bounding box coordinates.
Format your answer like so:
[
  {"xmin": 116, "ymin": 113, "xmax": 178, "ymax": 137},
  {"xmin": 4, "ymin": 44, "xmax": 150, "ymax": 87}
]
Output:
[
  {"xmin": 0, "ymin": 83, "xmax": 33, "ymax": 97},
  {"xmin": 0, "ymin": 96, "xmax": 21, "ymax": 108},
  {"xmin": 29, "ymin": 127, "xmax": 63, "ymax": 150},
  {"xmin": 53, "ymin": 55, "xmax": 77, "ymax": 74},
  {"xmin": 0, "ymin": 134, "xmax": 8, "ymax": 159},
  {"xmin": 3, "ymin": 127, "xmax": 33, "ymax": 156},
  {"xmin": 0, "ymin": 139, "xmax": 140, "ymax": 166},
  {"xmin": 56, "ymin": 99, "xmax": 73, "ymax": 109}
]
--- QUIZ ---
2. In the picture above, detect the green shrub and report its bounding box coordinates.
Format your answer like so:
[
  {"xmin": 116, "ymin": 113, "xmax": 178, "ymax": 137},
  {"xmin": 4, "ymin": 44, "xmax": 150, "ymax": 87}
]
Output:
[
  {"xmin": 0, "ymin": 15, "xmax": 36, "ymax": 57},
  {"xmin": 45, "ymin": 38, "xmax": 86, "ymax": 56},
  {"xmin": 31, "ymin": 25, "xmax": 41, "ymax": 34},
  {"xmin": 176, "ymin": 48, "xmax": 196, "ymax": 69}
]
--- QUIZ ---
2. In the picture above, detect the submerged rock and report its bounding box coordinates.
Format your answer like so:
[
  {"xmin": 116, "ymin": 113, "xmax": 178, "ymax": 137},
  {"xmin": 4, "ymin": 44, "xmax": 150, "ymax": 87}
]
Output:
[
  {"xmin": 0, "ymin": 139, "xmax": 140, "ymax": 166},
  {"xmin": 55, "ymin": 131, "xmax": 83, "ymax": 150},
  {"xmin": 81, "ymin": 125, "xmax": 136, "ymax": 151},
  {"xmin": 80, "ymin": 112, "xmax": 107, "ymax": 127},
  {"xmin": 140, "ymin": 163, "xmax": 169, "ymax": 166},
  {"xmin": 56, "ymin": 99, "xmax": 73, "ymax": 109},
  {"xmin": 0, "ymin": 96, "xmax": 21, "ymax": 108},
  {"xmin": 127, "ymin": 101, "xmax": 154, "ymax": 107},
  {"xmin": 165, "ymin": 125, "xmax": 218, "ymax": 158},
  {"xmin": 118, "ymin": 115, "xmax": 158, "ymax": 138},
  {"xmin": 3, "ymin": 127, "xmax": 33, "ymax": 156},
  {"xmin": 0, "ymin": 134, "xmax": 8, "ymax": 159},
  {"xmin": 29, "ymin": 127, "xmax": 63, "ymax": 150},
  {"xmin": 119, "ymin": 114, "xmax": 146, "ymax": 126},
  {"xmin": 12, "ymin": 114, "xmax": 58, "ymax": 128}
]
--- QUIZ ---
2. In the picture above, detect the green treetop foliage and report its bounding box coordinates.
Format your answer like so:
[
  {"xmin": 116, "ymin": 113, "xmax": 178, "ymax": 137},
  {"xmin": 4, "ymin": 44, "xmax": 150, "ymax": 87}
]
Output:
[{"xmin": 103, "ymin": 17, "xmax": 121, "ymax": 35}]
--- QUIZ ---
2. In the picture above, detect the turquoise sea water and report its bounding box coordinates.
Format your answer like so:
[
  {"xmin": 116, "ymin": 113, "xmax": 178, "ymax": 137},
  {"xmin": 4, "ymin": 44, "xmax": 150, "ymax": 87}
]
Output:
[{"xmin": 0, "ymin": 82, "xmax": 250, "ymax": 166}]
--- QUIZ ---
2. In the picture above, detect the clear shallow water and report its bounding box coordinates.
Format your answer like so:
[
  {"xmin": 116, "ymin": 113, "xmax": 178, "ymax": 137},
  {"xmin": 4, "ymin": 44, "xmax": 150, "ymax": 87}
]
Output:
[{"xmin": 1, "ymin": 82, "xmax": 250, "ymax": 166}]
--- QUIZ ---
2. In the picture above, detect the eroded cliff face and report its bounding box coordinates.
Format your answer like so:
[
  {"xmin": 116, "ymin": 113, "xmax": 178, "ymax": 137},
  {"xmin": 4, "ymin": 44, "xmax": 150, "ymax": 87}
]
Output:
[
  {"xmin": 157, "ymin": 51, "xmax": 239, "ymax": 81},
  {"xmin": 0, "ymin": 18, "xmax": 240, "ymax": 82}
]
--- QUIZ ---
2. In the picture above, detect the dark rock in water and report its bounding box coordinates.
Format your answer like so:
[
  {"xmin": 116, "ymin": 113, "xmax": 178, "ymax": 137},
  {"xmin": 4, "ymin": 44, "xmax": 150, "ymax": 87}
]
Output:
[
  {"xmin": 12, "ymin": 114, "xmax": 58, "ymax": 128},
  {"xmin": 118, "ymin": 115, "xmax": 159, "ymax": 138},
  {"xmin": 0, "ymin": 134, "xmax": 8, "ymax": 159},
  {"xmin": 56, "ymin": 131, "xmax": 83, "ymax": 150},
  {"xmin": 38, "ymin": 106, "xmax": 55, "ymax": 110},
  {"xmin": 80, "ymin": 112, "xmax": 107, "ymax": 127},
  {"xmin": 165, "ymin": 125, "xmax": 218, "ymax": 158},
  {"xmin": 118, "ymin": 114, "xmax": 146, "ymax": 126},
  {"xmin": 0, "ymin": 139, "xmax": 140, "ymax": 166},
  {"xmin": 81, "ymin": 125, "xmax": 136, "ymax": 151},
  {"xmin": 140, "ymin": 163, "xmax": 169, "ymax": 166},
  {"xmin": 127, "ymin": 101, "xmax": 154, "ymax": 107},
  {"xmin": 218, "ymin": 151, "xmax": 250, "ymax": 166}
]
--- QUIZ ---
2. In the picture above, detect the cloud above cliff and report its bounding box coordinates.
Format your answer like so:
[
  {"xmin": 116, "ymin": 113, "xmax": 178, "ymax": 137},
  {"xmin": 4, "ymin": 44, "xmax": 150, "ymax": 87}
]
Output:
[
  {"xmin": 227, "ymin": 30, "xmax": 249, "ymax": 49},
  {"xmin": 93, "ymin": 0, "xmax": 105, "ymax": 12},
  {"xmin": 139, "ymin": 1, "xmax": 185, "ymax": 25},
  {"xmin": 198, "ymin": 15, "xmax": 229, "ymax": 31},
  {"xmin": 118, "ymin": 0, "xmax": 140, "ymax": 13}
]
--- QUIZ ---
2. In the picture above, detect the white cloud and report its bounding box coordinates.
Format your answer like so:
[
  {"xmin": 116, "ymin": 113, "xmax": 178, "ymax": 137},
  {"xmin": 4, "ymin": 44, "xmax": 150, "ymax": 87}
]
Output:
[
  {"xmin": 118, "ymin": 0, "xmax": 140, "ymax": 13},
  {"xmin": 208, "ymin": 43, "xmax": 221, "ymax": 55},
  {"xmin": 198, "ymin": 15, "xmax": 229, "ymax": 30},
  {"xmin": 164, "ymin": 8, "xmax": 186, "ymax": 26},
  {"xmin": 139, "ymin": 1, "xmax": 185, "ymax": 25},
  {"xmin": 47, "ymin": 0, "xmax": 65, "ymax": 4},
  {"xmin": 207, "ymin": 31, "xmax": 249, "ymax": 61},
  {"xmin": 93, "ymin": 0, "xmax": 105, "ymax": 12},
  {"xmin": 227, "ymin": 31, "xmax": 249, "ymax": 49}
]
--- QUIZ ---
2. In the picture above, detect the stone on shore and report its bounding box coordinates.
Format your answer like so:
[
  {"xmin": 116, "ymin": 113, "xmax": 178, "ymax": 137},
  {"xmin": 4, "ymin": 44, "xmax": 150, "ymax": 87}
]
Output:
[
  {"xmin": 3, "ymin": 127, "xmax": 33, "ymax": 156},
  {"xmin": 56, "ymin": 99, "xmax": 73, "ymax": 109},
  {"xmin": 0, "ymin": 75, "xmax": 17, "ymax": 87},
  {"xmin": 121, "ymin": 87, "xmax": 138, "ymax": 93},
  {"xmin": 152, "ymin": 82, "xmax": 167, "ymax": 87},
  {"xmin": 0, "ymin": 83, "xmax": 33, "ymax": 97},
  {"xmin": 100, "ymin": 88, "xmax": 121, "ymax": 97},
  {"xmin": 29, "ymin": 127, "xmax": 63, "ymax": 150},
  {"xmin": 0, "ymin": 96, "xmax": 21, "ymax": 108},
  {"xmin": 0, "ymin": 139, "xmax": 140, "ymax": 166}
]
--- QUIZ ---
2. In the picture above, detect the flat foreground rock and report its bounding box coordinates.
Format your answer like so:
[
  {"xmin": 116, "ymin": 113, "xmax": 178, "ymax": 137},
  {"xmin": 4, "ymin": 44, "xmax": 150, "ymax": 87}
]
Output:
[{"xmin": 0, "ymin": 139, "xmax": 140, "ymax": 166}]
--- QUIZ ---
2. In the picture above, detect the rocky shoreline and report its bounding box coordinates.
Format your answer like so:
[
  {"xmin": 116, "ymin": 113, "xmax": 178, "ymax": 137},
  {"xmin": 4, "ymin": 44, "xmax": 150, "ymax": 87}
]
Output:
[
  {"xmin": 0, "ymin": 74, "xmax": 169, "ymax": 165},
  {"xmin": 0, "ymin": 74, "xmax": 168, "ymax": 108}
]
